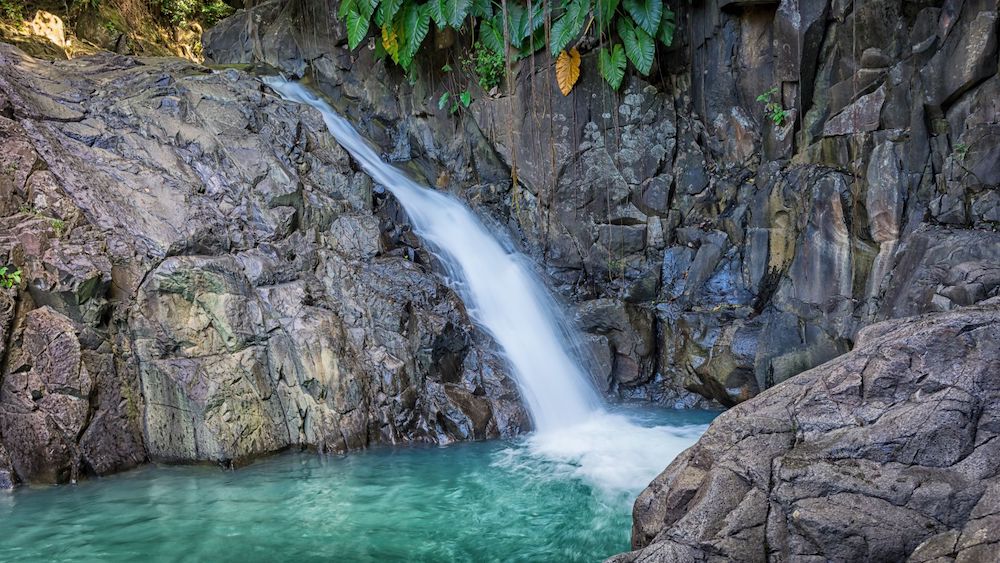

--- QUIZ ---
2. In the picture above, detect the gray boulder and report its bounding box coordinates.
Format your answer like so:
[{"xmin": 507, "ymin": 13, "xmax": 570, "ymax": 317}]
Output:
[{"xmin": 610, "ymin": 301, "xmax": 1000, "ymax": 562}]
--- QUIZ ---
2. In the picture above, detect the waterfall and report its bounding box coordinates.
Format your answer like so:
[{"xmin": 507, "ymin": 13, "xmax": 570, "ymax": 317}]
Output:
[{"xmin": 264, "ymin": 77, "xmax": 601, "ymax": 432}]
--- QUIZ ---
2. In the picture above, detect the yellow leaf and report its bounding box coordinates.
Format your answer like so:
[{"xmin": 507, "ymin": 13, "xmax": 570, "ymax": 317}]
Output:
[
  {"xmin": 382, "ymin": 25, "xmax": 399, "ymax": 63},
  {"xmin": 555, "ymin": 48, "xmax": 581, "ymax": 96}
]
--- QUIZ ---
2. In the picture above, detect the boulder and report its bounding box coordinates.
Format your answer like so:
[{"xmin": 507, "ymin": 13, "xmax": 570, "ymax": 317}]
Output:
[{"xmin": 610, "ymin": 301, "xmax": 1000, "ymax": 562}]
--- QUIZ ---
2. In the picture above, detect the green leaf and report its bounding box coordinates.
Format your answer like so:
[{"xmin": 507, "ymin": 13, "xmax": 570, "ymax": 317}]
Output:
[
  {"xmin": 549, "ymin": 0, "xmax": 589, "ymax": 56},
  {"xmin": 428, "ymin": 0, "xmax": 447, "ymax": 27},
  {"xmin": 459, "ymin": 90, "xmax": 472, "ymax": 107},
  {"xmin": 346, "ymin": 9, "xmax": 370, "ymax": 50},
  {"xmin": 516, "ymin": 26, "xmax": 546, "ymax": 59},
  {"xmin": 619, "ymin": 17, "xmax": 654, "ymax": 75},
  {"xmin": 598, "ymin": 43, "xmax": 627, "ymax": 89},
  {"xmin": 656, "ymin": 8, "xmax": 675, "ymax": 46},
  {"xmin": 438, "ymin": 92, "xmax": 451, "ymax": 109},
  {"xmin": 375, "ymin": 0, "xmax": 402, "ymax": 25},
  {"xmin": 397, "ymin": 2, "xmax": 432, "ymax": 68},
  {"xmin": 594, "ymin": 0, "xmax": 619, "ymax": 30},
  {"xmin": 448, "ymin": 0, "xmax": 471, "ymax": 27},
  {"xmin": 505, "ymin": 2, "xmax": 544, "ymax": 47},
  {"xmin": 429, "ymin": 0, "xmax": 470, "ymax": 29},
  {"xmin": 503, "ymin": 3, "xmax": 526, "ymax": 47},
  {"xmin": 356, "ymin": 0, "xmax": 378, "ymax": 20},
  {"xmin": 623, "ymin": 0, "xmax": 662, "ymax": 36},
  {"xmin": 339, "ymin": 0, "xmax": 356, "ymax": 20},
  {"xmin": 480, "ymin": 16, "xmax": 505, "ymax": 54},
  {"xmin": 470, "ymin": 0, "xmax": 492, "ymax": 18}
]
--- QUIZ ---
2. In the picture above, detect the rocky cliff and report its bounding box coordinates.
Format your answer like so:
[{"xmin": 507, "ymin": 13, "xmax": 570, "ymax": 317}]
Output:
[
  {"xmin": 202, "ymin": 0, "xmax": 999, "ymax": 409},
  {"xmin": 1, "ymin": 0, "xmax": 997, "ymax": 493},
  {"xmin": 0, "ymin": 43, "xmax": 527, "ymax": 488},
  {"xmin": 609, "ymin": 300, "xmax": 1000, "ymax": 562}
]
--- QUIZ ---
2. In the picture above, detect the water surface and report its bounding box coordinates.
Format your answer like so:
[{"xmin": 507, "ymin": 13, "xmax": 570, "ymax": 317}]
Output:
[{"xmin": 1, "ymin": 407, "xmax": 716, "ymax": 562}]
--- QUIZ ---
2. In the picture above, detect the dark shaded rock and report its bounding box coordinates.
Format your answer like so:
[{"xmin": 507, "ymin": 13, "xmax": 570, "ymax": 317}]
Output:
[
  {"xmin": 610, "ymin": 302, "xmax": 1000, "ymax": 562},
  {"xmin": 199, "ymin": 0, "xmax": 1000, "ymax": 411}
]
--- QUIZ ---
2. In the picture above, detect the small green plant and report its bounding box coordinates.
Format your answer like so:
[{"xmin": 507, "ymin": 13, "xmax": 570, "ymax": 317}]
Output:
[
  {"xmin": 50, "ymin": 218, "xmax": 66, "ymax": 237},
  {"xmin": 756, "ymin": 87, "xmax": 790, "ymax": 127},
  {"xmin": 158, "ymin": 0, "xmax": 233, "ymax": 25},
  {"xmin": 199, "ymin": 0, "xmax": 234, "ymax": 26},
  {"xmin": 462, "ymin": 41, "xmax": 505, "ymax": 92},
  {"xmin": 608, "ymin": 257, "xmax": 626, "ymax": 276},
  {"xmin": 438, "ymin": 89, "xmax": 472, "ymax": 115},
  {"xmin": 0, "ymin": 266, "xmax": 22, "ymax": 289},
  {"xmin": 0, "ymin": 0, "xmax": 23, "ymax": 22},
  {"xmin": 954, "ymin": 142, "xmax": 969, "ymax": 160}
]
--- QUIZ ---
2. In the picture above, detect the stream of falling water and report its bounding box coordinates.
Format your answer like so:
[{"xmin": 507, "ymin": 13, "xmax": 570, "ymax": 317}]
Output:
[{"xmin": 263, "ymin": 77, "xmax": 710, "ymax": 496}]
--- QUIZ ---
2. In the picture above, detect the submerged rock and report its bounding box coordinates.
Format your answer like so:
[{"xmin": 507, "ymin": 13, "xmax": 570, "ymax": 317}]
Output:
[{"xmin": 609, "ymin": 301, "xmax": 1000, "ymax": 562}]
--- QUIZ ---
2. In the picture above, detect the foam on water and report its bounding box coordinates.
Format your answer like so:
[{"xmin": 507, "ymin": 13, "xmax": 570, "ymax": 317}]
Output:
[{"xmin": 511, "ymin": 412, "xmax": 710, "ymax": 497}]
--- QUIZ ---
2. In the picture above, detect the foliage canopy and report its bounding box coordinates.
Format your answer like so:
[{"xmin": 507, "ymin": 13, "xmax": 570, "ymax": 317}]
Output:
[{"xmin": 340, "ymin": 0, "xmax": 675, "ymax": 93}]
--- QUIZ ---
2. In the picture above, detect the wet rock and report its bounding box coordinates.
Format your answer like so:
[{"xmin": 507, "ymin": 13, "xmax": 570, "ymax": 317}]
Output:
[{"xmin": 611, "ymin": 302, "xmax": 1000, "ymax": 562}]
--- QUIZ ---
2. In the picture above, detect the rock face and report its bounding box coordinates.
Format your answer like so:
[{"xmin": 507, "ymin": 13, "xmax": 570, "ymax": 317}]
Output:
[
  {"xmin": 609, "ymin": 301, "xmax": 1000, "ymax": 562},
  {"xmin": 0, "ymin": 43, "xmax": 526, "ymax": 487},
  {"xmin": 203, "ymin": 0, "xmax": 999, "ymax": 408}
]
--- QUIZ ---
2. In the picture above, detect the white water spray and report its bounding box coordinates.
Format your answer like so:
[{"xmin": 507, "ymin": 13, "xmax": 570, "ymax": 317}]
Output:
[{"xmin": 264, "ymin": 78, "xmax": 709, "ymax": 494}]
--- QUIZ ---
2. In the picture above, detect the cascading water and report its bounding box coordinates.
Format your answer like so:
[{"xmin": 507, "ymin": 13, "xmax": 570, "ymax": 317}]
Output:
[
  {"xmin": 265, "ymin": 77, "xmax": 601, "ymax": 432},
  {"xmin": 264, "ymin": 77, "xmax": 708, "ymax": 496}
]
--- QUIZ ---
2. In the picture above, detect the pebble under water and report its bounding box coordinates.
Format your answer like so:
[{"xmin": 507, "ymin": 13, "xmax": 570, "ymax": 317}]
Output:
[{"xmin": 0, "ymin": 408, "xmax": 716, "ymax": 562}]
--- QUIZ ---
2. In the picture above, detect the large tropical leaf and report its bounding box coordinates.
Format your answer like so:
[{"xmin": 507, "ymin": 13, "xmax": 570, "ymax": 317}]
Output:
[
  {"xmin": 623, "ymin": 0, "xmax": 661, "ymax": 36},
  {"xmin": 375, "ymin": 0, "xmax": 402, "ymax": 25},
  {"xmin": 396, "ymin": 2, "xmax": 432, "ymax": 68},
  {"xmin": 516, "ymin": 26, "xmax": 546, "ymax": 59},
  {"xmin": 346, "ymin": 9, "xmax": 370, "ymax": 50},
  {"xmin": 505, "ymin": 1, "xmax": 544, "ymax": 47},
  {"xmin": 448, "ymin": 0, "xmax": 471, "ymax": 27},
  {"xmin": 598, "ymin": 43, "xmax": 626, "ymax": 89},
  {"xmin": 470, "ymin": 0, "xmax": 492, "ymax": 18},
  {"xmin": 479, "ymin": 16, "xmax": 505, "ymax": 54},
  {"xmin": 594, "ymin": 0, "xmax": 619, "ymax": 30},
  {"xmin": 382, "ymin": 24, "xmax": 400, "ymax": 62},
  {"xmin": 549, "ymin": 0, "xmax": 589, "ymax": 55},
  {"xmin": 555, "ymin": 48, "xmax": 581, "ymax": 95},
  {"xmin": 428, "ymin": 0, "xmax": 448, "ymax": 27},
  {"xmin": 618, "ymin": 17, "xmax": 654, "ymax": 74},
  {"xmin": 502, "ymin": 2, "xmax": 525, "ymax": 47},
  {"xmin": 657, "ymin": 8, "xmax": 675, "ymax": 46},
  {"xmin": 339, "ymin": 0, "xmax": 356, "ymax": 20},
  {"xmin": 429, "ymin": 0, "xmax": 471, "ymax": 28}
]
